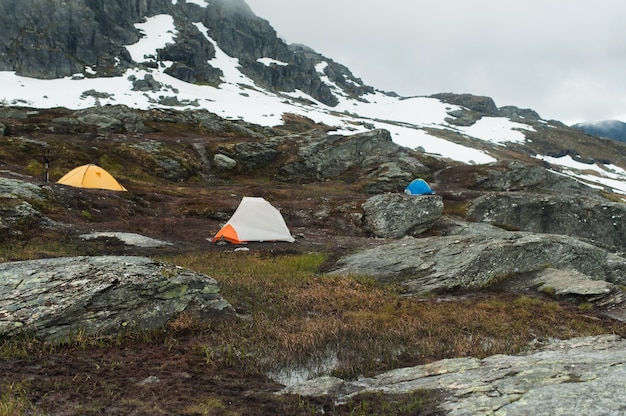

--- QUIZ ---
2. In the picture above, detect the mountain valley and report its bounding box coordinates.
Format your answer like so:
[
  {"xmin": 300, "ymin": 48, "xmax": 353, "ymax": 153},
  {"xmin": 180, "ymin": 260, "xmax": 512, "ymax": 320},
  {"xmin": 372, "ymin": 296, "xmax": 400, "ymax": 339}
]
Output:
[{"xmin": 3, "ymin": 1, "xmax": 626, "ymax": 415}]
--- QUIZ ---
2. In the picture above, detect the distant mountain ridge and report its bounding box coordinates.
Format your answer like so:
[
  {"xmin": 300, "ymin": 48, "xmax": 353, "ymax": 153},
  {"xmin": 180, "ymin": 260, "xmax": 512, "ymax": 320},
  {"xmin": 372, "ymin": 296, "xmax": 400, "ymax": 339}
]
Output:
[{"xmin": 572, "ymin": 120, "xmax": 626, "ymax": 143}]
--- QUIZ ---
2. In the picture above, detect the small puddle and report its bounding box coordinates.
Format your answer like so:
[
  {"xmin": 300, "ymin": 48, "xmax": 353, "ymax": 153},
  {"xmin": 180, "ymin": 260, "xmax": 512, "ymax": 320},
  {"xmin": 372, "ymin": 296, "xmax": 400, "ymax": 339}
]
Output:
[{"xmin": 267, "ymin": 350, "xmax": 339, "ymax": 386}]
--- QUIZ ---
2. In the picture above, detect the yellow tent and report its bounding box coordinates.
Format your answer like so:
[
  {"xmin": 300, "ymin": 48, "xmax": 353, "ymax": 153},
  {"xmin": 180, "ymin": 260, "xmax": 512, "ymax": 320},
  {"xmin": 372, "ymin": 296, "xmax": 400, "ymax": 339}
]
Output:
[{"xmin": 57, "ymin": 164, "xmax": 127, "ymax": 191}]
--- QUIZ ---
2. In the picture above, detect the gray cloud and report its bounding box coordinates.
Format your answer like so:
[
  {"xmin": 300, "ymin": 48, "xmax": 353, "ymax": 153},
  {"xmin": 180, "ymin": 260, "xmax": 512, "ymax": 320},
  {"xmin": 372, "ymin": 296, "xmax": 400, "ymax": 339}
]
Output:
[{"xmin": 245, "ymin": 0, "xmax": 626, "ymax": 124}]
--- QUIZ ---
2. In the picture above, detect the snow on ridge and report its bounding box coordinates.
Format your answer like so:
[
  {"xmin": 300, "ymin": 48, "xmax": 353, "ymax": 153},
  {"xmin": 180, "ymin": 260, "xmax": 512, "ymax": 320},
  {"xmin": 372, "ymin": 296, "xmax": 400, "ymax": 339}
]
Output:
[
  {"xmin": 173, "ymin": 0, "xmax": 209, "ymax": 7},
  {"xmin": 194, "ymin": 22, "xmax": 252, "ymax": 85},
  {"xmin": 257, "ymin": 58, "xmax": 288, "ymax": 67},
  {"xmin": 3, "ymin": 2, "xmax": 626, "ymax": 193},
  {"xmin": 458, "ymin": 117, "xmax": 535, "ymax": 145},
  {"xmin": 535, "ymin": 154, "xmax": 626, "ymax": 195}
]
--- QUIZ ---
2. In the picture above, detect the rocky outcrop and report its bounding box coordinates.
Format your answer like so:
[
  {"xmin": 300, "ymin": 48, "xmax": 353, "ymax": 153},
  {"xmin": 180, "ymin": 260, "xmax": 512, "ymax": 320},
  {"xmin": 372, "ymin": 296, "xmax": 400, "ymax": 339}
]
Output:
[
  {"xmin": 207, "ymin": 128, "xmax": 427, "ymax": 192},
  {"xmin": 279, "ymin": 129, "xmax": 426, "ymax": 192},
  {"xmin": 0, "ymin": 0, "xmax": 372, "ymax": 107},
  {"xmin": 509, "ymin": 268, "xmax": 622, "ymax": 308},
  {"xmin": 79, "ymin": 232, "xmax": 172, "ymax": 248},
  {"xmin": 327, "ymin": 232, "xmax": 626, "ymax": 307},
  {"xmin": 0, "ymin": 176, "xmax": 50, "ymax": 241},
  {"xmin": 44, "ymin": 105, "xmax": 267, "ymax": 137},
  {"xmin": 437, "ymin": 161, "xmax": 626, "ymax": 248},
  {"xmin": 0, "ymin": 256, "xmax": 234, "ymax": 341},
  {"xmin": 52, "ymin": 105, "xmax": 150, "ymax": 134},
  {"xmin": 498, "ymin": 105, "xmax": 542, "ymax": 121},
  {"xmin": 469, "ymin": 161, "xmax": 602, "ymax": 197},
  {"xmin": 432, "ymin": 94, "xmax": 542, "ymax": 126},
  {"xmin": 468, "ymin": 193, "xmax": 626, "ymax": 249},
  {"xmin": 0, "ymin": 0, "xmax": 158, "ymax": 78},
  {"xmin": 280, "ymin": 334, "xmax": 626, "ymax": 416},
  {"xmin": 362, "ymin": 193, "xmax": 443, "ymax": 238}
]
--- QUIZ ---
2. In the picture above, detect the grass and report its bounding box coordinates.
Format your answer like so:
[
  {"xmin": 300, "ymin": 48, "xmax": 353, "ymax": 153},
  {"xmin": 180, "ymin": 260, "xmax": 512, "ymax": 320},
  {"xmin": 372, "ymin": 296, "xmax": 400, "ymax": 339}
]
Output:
[
  {"xmin": 342, "ymin": 391, "xmax": 444, "ymax": 416},
  {"xmin": 185, "ymin": 397, "xmax": 238, "ymax": 416},
  {"xmin": 3, "ymin": 241, "xmax": 625, "ymax": 378},
  {"xmin": 0, "ymin": 381, "xmax": 33, "ymax": 416},
  {"xmin": 161, "ymin": 251, "xmax": 626, "ymax": 380},
  {"xmin": 0, "ymin": 230, "xmax": 93, "ymax": 262}
]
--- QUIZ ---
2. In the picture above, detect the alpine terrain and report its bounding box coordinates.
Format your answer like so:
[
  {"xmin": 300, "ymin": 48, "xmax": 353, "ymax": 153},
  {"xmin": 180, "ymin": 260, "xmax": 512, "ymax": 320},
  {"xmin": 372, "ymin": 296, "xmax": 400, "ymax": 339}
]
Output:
[{"xmin": 2, "ymin": 1, "xmax": 626, "ymax": 415}]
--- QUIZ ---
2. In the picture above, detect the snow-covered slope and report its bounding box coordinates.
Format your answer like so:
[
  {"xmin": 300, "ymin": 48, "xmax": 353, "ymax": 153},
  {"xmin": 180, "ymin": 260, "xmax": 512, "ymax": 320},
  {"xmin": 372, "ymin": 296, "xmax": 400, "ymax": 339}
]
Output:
[{"xmin": 2, "ymin": 9, "xmax": 626, "ymax": 194}]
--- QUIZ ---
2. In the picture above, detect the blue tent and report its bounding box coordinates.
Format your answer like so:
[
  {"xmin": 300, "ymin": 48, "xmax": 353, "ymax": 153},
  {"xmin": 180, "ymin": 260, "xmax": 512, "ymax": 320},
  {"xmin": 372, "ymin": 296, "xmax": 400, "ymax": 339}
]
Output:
[{"xmin": 404, "ymin": 179, "xmax": 435, "ymax": 195}]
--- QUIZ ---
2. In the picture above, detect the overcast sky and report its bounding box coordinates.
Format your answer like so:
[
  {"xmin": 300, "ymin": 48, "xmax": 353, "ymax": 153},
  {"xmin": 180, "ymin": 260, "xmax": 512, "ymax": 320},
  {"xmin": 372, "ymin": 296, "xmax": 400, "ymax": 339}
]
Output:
[{"xmin": 244, "ymin": 0, "xmax": 626, "ymax": 125}]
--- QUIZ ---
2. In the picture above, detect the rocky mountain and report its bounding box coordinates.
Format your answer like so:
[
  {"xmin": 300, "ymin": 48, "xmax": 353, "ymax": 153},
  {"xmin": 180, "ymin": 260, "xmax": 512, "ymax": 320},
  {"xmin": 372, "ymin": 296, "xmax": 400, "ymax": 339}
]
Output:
[
  {"xmin": 3, "ymin": 1, "xmax": 626, "ymax": 414},
  {"xmin": 572, "ymin": 119, "xmax": 626, "ymax": 143},
  {"xmin": 0, "ymin": 0, "xmax": 370, "ymax": 105},
  {"xmin": 1, "ymin": 0, "xmax": 626, "ymax": 196}
]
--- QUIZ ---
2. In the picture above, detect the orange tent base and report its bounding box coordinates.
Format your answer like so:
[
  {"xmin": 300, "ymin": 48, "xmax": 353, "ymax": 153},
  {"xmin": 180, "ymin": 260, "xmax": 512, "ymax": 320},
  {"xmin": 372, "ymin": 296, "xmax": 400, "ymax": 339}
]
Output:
[{"xmin": 212, "ymin": 224, "xmax": 242, "ymax": 244}]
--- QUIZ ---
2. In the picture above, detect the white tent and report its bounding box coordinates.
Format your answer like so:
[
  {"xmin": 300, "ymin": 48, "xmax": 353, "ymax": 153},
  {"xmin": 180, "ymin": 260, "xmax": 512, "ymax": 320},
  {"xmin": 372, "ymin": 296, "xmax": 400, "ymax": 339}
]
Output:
[{"xmin": 212, "ymin": 197, "xmax": 295, "ymax": 244}]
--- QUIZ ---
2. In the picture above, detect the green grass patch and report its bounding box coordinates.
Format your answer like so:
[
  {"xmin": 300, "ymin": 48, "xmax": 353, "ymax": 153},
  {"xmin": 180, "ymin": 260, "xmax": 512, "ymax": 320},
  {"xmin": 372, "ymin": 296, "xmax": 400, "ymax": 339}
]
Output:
[{"xmin": 0, "ymin": 381, "xmax": 34, "ymax": 416}]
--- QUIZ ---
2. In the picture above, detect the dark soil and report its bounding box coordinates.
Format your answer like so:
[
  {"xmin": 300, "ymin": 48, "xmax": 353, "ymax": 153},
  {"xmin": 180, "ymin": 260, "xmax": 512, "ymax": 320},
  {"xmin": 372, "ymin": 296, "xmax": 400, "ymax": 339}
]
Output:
[{"xmin": 1, "ymin": 337, "xmax": 443, "ymax": 415}]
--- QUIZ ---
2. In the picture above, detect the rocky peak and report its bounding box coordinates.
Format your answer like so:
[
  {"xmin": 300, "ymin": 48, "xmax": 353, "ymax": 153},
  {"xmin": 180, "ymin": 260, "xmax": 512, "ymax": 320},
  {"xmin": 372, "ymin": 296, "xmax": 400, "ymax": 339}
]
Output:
[{"xmin": 0, "ymin": 0, "xmax": 370, "ymax": 106}]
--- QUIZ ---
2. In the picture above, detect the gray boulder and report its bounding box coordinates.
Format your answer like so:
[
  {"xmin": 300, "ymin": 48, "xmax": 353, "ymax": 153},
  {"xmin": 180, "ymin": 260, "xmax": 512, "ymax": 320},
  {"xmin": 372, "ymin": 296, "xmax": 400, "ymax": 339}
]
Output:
[
  {"xmin": 327, "ymin": 232, "xmax": 626, "ymax": 306},
  {"xmin": 213, "ymin": 153, "xmax": 237, "ymax": 170},
  {"xmin": 362, "ymin": 193, "xmax": 443, "ymax": 238},
  {"xmin": 523, "ymin": 268, "xmax": 623, "ymax": 307},
  {"xmin": 0, "ymin": 256, "xmax": 234, "ymax": 341},
  {"xmin": 281, "ymin": 334, "xmax": 626, "ymax": 416}
]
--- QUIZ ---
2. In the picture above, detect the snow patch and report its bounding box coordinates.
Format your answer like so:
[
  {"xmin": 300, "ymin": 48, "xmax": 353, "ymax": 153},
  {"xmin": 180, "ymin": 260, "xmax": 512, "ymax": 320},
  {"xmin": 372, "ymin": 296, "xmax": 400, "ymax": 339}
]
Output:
[
  {"xmin": 126, "ymin": 15, "xmax": 177, "ymax": 63},
  {"xmin": 257, "ymin": 57, "xmax": 288, "ymax": 67}
]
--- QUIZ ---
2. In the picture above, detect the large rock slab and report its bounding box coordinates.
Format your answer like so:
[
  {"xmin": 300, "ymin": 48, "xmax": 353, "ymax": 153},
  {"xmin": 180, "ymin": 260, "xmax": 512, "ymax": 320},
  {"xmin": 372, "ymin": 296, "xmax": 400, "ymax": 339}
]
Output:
[
  {"xmin": 327, "ymin": 232, "xmax": 626, "ymax": 305},
  {"xmin": 526, "ymin": 268, "xmax": 622, "ymax": 307},
  {"xmin": 280, "ymin": 335, "xmax": 626, "ymax": 416},
  {"xmin": 468, "ymin": 192, "xmax": 626, "ymax": 249},
  {"xmin": 0, "ymin": 176, "xmax": 47, "ymax": 201},
  {"xmin": 0, "ymin": 256, "xmax": 234, "ymax": 341}
]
